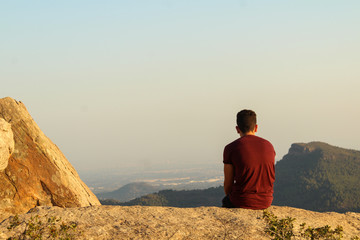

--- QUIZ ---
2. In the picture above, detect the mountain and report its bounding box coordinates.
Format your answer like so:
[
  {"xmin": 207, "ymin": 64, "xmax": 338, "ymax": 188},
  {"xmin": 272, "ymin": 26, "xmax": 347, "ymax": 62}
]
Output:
[
  {"xmin": 110, "ymin": 186, "xmax": 223, "ymax": 207},
  {"xmin": 84, "ymin": 167, "xmax": 223, "ymax": 194},
  {"xmin": 110, "ymin": 142, "xmax": 360, "ymax": 213},
  {"xmin": 273, "ymin": 142, "xmax": 360, "ymax": 213},
  {"xmin": 0, "ymin": 97, "xmax": 100, "ymax": 216},
  {"xmin": 96, "ymin": 182, "xmax": 161, "ymax": 202}
]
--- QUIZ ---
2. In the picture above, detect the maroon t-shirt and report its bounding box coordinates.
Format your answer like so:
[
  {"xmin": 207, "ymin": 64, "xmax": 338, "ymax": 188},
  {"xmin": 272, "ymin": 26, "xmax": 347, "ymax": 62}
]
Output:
[{"xmin": 223, "ymin": 135, "xmax": 275, "ymax": 209}]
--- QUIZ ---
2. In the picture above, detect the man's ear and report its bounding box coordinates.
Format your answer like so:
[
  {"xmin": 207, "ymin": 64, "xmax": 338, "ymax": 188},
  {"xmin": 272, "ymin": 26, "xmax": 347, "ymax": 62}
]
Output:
[
  {"xmin": 236, "ymin": 126, "xmax": 241, "ymax": 134},
  {"xmin": 254, "ymin": 124, "xmax": 258, "ymax": 133}
]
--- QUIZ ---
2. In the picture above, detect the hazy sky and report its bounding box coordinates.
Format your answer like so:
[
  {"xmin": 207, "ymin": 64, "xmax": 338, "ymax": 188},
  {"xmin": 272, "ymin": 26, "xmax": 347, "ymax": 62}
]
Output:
[{"xmin": 1, "ymin": 1, "xmax": 359, "ymax": 175}]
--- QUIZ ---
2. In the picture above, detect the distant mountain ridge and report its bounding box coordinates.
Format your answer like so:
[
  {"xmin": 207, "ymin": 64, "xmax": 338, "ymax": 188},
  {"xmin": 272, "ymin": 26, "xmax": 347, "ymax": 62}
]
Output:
[
  {"xmin": 273, "ymin": 141, "xmax": 360, "ymax": 212},
  {"xmin": 97, "ymin": 182, "xmax": 162, "ymax": 202},
  {"xmin": 111, "ymin": 187, "xmax": 223, "ymax": 207},
  {"xmin": 104, "ymin": 142, "xmax": 360, "ymax": 213}
]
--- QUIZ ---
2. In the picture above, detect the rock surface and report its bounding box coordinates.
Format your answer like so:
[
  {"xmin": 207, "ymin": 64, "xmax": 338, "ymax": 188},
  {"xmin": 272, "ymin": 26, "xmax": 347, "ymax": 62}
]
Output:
[
  {"xmin": 0, "ymin": 118, "xmax": 14, "ymax": 171},
  {"xmin": 0, "ymin": 97, "xmax": 100, "ymax": 216},
  {"xmin": 0, "ymin": 205, "xmax": 359, "ymax": 239}
]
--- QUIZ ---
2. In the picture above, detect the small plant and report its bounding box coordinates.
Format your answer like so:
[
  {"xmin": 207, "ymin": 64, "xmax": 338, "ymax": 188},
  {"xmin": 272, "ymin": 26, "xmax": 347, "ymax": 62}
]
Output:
[
  {"xmin": 24, "ymin": 215, "xmax": 45, "ymax": 239},
  {"xmin": 300, "ymin": 223, "xmax": 343, "ymax": 240},
  {"xmin": 262, "ymin": 210, "xmax": 348, "ymax": 240},
  {"xmin": 48, "ymin": 216, "xmax": 61, "ymax": 238},
  {"xmin": 7, "ymin": 215, "xmax": 21, "ymax": 231},
  {"xmin": 7, "ymin": 215, "xmax": 79, "ymax": 240},
  {"xmin": 263, "ymin": 210, "xmax": 296, "ymax": 240}
]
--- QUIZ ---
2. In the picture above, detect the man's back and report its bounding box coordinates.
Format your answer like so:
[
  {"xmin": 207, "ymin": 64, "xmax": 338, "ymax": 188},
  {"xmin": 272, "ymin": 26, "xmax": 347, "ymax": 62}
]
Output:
[{"xmin": 223, "ymin": 135, "xmax": 275, "ymax": 209}]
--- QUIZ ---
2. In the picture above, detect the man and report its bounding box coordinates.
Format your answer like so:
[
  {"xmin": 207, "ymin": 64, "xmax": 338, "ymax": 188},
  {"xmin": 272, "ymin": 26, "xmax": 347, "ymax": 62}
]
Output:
[{"xmin": 222, "ymin": 109, "xmax": 275, "ymax": 209}]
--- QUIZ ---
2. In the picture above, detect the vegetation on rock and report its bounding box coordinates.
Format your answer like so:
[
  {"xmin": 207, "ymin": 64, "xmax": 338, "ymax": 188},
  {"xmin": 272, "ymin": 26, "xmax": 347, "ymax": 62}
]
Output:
[
  {"xmin": 262, "ymin": 210, "xmax": 356, "ymax": 240},
  {"xmin": 7, "ymin": 214, "xmax": 79, "ymax": 240}
]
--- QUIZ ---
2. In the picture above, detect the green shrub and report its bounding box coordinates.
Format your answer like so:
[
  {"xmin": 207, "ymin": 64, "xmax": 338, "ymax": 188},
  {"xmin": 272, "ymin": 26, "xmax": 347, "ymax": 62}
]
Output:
[
  {"xmin": 263, "ymin": 210, "xmax": 295, "ymax": 240},
  {"xmin": 300, "ymin": 223, "xmax": 343, "ymax": 240},
  {"xmin": 262, "ymin": 210, "xmax": 354, "ymax": 240}
]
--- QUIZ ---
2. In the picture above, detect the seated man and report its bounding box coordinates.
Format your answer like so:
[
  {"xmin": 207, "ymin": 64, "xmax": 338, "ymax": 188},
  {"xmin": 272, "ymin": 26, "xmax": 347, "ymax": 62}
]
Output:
[{"xmin": 222, "ymin": 109, "xmax": 275, "ymax": 209}]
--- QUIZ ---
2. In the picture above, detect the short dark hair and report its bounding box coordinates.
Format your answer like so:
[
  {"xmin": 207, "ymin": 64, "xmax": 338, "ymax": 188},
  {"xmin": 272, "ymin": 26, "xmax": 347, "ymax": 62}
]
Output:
[{"xmin": 236, "ymin": 110, "xmax": 257, "ymax": 133}]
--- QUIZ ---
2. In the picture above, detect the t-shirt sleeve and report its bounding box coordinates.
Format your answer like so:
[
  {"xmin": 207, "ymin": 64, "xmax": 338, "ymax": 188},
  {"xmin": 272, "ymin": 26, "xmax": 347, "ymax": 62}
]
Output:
[{"xmin": 223, "ymin": 145, "xmax": 232, "ymax": 164}]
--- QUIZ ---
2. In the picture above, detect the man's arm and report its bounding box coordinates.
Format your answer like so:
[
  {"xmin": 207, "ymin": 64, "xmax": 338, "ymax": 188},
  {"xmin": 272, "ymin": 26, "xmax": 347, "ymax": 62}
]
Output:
[{"xmin": 224, "ymin": 164, "xmax": 234, "ymax": 195}]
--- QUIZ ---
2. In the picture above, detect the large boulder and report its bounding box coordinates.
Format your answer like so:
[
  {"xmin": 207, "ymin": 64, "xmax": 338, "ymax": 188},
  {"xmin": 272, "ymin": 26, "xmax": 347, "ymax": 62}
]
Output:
[{"xmin": 0, "ymin": 97, "xmax": 100, "ymax": 215}]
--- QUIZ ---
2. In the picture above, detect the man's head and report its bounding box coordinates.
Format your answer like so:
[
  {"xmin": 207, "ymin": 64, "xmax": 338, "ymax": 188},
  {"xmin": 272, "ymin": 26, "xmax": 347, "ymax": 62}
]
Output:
[{"xmin": 236, "ymin": 109, "xmax": 258, "ymax": 135}]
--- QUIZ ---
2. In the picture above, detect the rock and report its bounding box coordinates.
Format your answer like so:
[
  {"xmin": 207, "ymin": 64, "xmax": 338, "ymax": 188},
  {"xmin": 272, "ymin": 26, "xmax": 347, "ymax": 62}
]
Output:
[
  {"xmin": 0, "ymin": 97, "xmax": 100, "ymax": 216},
  {"xmin": 0, "ymin": 205, "xmax": 359, "ymax": 239},
  {"xmin": 0, "ymin": 118, "xmax": 14, "ymax": 171}
]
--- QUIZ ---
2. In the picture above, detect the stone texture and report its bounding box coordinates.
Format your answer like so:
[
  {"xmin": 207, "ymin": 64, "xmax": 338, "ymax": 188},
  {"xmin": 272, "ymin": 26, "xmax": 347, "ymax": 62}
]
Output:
[
  {"xmin": 0, "ymin": 205, "xmax": 359, "ymax": 239},
  {"xmin": 0, "ymin": 118, "xmax": 14, "ymax": 171},
  {"xmin": 0, "ymin": 97, "xmax": 100, "ymax": 216}
]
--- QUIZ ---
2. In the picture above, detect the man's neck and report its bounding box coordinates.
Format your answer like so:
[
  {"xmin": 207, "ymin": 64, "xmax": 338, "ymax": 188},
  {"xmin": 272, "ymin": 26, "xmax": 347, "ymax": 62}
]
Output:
[{"xmin": 240, "ymin": 132, "xmax": 256, "ymax": 137}]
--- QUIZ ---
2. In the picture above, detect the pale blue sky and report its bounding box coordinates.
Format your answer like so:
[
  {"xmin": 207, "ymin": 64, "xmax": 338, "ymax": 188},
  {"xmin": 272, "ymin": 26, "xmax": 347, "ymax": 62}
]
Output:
[{"xmin": 1, "ymin": 1, "xmax": 359, "ymax": 174}]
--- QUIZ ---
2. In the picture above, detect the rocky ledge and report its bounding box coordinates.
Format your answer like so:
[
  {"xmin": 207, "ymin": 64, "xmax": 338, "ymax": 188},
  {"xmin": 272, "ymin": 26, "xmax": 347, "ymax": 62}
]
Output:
[{"xmin": 1, "ymin": 205, "xmax": 359, "ymax": 239}]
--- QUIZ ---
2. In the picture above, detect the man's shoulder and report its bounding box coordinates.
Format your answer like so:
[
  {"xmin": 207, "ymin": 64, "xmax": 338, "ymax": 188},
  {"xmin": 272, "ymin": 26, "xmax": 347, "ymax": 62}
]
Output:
[
  {"xmin": 224, "ymin": 138, "xmax": 241, "ymax": 149},
  {"xmin": 241, "ymin": 135, "xmax": 275, "ymax": 150},
  {"xmin": 252, "ymin": 135, "xmax": 273, "ymax": 144},
  {"xmin": 224, "ymin": 136, "xmax": 274, "ymax": 150}
]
